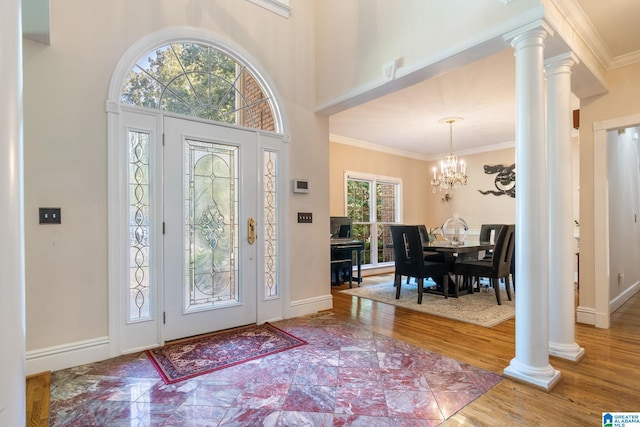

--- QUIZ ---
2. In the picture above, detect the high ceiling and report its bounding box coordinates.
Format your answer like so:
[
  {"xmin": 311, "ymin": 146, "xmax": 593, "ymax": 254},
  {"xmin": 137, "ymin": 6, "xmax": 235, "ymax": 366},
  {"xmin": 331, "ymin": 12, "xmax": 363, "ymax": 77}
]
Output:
[{"xmin": 329, "ymin": 0, "xmax": 640, "ymax": 159}]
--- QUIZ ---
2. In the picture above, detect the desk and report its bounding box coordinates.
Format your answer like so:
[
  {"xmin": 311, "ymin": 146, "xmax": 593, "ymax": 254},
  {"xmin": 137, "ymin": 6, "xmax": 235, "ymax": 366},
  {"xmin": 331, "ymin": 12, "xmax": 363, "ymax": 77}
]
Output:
[{"xmin": 331, "ymin": 239, "xmax": 364, "ymax": 286}]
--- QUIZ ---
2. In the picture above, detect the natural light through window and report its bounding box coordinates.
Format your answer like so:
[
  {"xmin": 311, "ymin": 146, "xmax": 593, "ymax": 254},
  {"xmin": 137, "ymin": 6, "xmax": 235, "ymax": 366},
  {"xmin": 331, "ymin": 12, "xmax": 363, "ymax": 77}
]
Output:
[
  {"xmin": 121, "ymin": 42, "xmax": 275, "ymax": 131},
  {"xmin": 345, "ymin": 171, "xmax": 402, "ymax": 267}
]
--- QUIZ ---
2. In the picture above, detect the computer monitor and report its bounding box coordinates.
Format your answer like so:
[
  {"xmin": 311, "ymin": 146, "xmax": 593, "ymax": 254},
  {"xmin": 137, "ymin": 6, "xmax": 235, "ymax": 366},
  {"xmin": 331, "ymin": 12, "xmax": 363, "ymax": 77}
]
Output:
[{"xmin": 330, "ymin": 216, "xmax": 352, "ymax": 239}]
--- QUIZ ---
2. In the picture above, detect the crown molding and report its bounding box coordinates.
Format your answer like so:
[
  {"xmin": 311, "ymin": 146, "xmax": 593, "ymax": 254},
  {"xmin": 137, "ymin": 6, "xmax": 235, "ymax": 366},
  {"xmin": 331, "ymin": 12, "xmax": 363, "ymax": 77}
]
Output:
[
  {"xmin": 330, "ymin": 134, "xmax": 515, "ymax": 162},
  {"xmin": 447, "ymin": 141, "xmax": 516, "ymax": 160},
  {"xmin": 549, "ymin": 0, "xmax": 640, "ymax": 70},
  {"xmin": 549, "ymin": 0, "xmax": 612, "ymax": 69},
  {"xmin": 246, "ymin": 0, "xmax": 290, "ymax": 18},
  {"xmin": 330, "ymin": 134, "xmax": 431, "ymax": 162},
  {"xmin": 609, "ymin": 50, "xmax": 640, "ymax": 70}
]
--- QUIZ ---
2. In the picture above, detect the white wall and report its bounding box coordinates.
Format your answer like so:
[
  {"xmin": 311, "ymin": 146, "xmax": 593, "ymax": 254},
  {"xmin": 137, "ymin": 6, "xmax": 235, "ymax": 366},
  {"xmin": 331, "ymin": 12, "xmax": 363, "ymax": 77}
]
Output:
[
  {"xmin": 579, "ymin": 62, "xmax": 640, "ymax": 312},
  {"xmin": 315, "ymin": 0, "xmax": 541, "ymax": 109},
  {"xmin": 24, "ymin": 0, "xmax": 328, "ymax": 359},
  {"xmin": 607, "ymin": 127, "xmax": 640, "ymax": 301}
]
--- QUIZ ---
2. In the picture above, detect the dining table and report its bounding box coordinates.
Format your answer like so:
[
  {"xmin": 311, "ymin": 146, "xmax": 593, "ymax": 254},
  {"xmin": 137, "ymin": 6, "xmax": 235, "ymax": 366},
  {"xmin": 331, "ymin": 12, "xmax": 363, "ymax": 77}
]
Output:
[
  {"xmin": 388, "ymin": 239, "xmax": 494, "ymax": 297},
  {"xmin": 387, "ymin": 239, "xmax": 494, "ymax": 298},
  {"xmin": 425, "ymin": 240, "xmax": 495, "ymax": 296},
  {"xmin": 424, "ymin": 240, "xmax": 494, "ymax": 258}
]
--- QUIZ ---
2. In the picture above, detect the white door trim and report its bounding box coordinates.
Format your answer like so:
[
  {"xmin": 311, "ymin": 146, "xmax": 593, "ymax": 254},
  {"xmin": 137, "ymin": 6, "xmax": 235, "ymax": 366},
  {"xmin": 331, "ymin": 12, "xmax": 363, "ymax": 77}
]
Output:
[
  {"xmin": 588, "ymin": 113, "xmax": 640, "ymax": 329},
  {"xmin": 107, "ymin": 28, "xmax": 290, "ymax": 356}
]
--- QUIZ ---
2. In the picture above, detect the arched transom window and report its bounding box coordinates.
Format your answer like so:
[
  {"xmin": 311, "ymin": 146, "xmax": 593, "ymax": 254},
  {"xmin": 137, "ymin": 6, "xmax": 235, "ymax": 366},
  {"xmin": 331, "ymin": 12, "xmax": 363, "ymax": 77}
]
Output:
[{"xmin": 121, "ymin": 42, "xmax": 276, "ymax": 131}]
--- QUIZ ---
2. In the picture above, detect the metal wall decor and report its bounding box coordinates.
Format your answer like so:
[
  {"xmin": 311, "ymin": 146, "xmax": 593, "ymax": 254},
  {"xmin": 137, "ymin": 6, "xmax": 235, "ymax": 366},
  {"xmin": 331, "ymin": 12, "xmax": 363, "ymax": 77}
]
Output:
[{"xmin": 478, "ymin": 163, "xmax": 516, "ymax": 198}]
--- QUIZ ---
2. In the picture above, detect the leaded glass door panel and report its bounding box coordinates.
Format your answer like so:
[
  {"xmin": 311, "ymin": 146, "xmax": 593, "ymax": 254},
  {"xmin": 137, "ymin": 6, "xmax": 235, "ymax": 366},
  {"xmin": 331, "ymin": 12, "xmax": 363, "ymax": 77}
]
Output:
[{"xmin": 164, "ymin": 117, "xmax": 257, "ymax": 341}]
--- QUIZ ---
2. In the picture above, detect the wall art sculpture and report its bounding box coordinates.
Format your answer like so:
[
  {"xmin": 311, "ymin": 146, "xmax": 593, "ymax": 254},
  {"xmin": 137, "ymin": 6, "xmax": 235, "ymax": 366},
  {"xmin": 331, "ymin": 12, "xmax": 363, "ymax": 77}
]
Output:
[{"xmin": 478, "ymin": 163, "xmax": 516, "ymax": 198}]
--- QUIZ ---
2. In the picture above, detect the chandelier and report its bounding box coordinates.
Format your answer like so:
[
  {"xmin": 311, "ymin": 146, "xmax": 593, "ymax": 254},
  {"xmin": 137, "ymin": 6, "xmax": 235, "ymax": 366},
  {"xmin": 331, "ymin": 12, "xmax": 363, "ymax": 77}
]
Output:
[{"xmin": 431, "ymin": 118, "xmax": 468, "ymax": 193}]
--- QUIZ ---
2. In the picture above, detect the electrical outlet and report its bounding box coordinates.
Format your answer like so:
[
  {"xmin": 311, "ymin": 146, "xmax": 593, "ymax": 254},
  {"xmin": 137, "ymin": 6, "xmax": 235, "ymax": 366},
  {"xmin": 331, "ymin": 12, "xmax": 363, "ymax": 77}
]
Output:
[
  {"xmin": 39, "ymin": 207, "xmax": 61, "ymax": 224},
  {"xmin": 297, "ymin": 212, "xmax": 312, "ymax": 223},
  {"xmin": 382, "ymin": 60, "xmax": 397, "ymax": 81}
]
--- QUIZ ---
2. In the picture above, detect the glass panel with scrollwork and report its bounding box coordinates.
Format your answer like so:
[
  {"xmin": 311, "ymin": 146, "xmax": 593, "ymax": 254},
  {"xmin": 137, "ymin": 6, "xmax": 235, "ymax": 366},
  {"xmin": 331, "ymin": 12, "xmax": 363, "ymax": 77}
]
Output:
[
  {"xmin": 128, "ymin": 131, "xmax": 151, "ymax": 321},
  {"xmin": 185, "ymin": 139, "xmax": 239, "ymax": 312},
  {"xmin": 263, "ymin": 151, "xmax": 278, "ymax": 298}
]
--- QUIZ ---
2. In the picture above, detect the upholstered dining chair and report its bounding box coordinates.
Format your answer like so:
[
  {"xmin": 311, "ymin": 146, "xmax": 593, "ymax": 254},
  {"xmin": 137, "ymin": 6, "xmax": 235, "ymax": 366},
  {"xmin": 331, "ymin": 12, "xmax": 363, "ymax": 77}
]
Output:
[
  {"xmin": 390, "ymin": 225, "xmax": 450, "ymax": 304},
  {"xmin": 417, "ymin": 224, "xmax": 445, "ymax": 260},
  {"xmin": 479, "ymin": 223, "xmax": 503, "ymax": 243},
  {"xmin": 479, "ymin": 223, "xmax": 504, "ymax": 260},
  {"xmin": 405, "ymin": 225, "xmax": 446, "ymax": 285},
  {"xmin": 453, "ymin": 224, "xmax": 515, "ymax": 305},
  {"xmin": 477, "ymin": 223, "xmax": 517, "ymax": 290}
]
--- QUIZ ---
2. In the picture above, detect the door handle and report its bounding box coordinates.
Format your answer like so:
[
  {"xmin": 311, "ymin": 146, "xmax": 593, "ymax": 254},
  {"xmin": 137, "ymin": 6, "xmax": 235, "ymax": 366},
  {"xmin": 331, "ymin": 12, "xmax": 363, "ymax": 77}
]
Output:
[{"xmin": 248, "ymin": 217, "xmax": 256, "ymax": 245}]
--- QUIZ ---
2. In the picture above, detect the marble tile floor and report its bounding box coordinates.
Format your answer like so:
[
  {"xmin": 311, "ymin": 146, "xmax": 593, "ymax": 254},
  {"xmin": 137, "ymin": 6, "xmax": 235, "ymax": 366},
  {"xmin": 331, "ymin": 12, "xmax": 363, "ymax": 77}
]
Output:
[{"xmin": 49, "ymin": 313, "xmax": 502, "ymax": 426}]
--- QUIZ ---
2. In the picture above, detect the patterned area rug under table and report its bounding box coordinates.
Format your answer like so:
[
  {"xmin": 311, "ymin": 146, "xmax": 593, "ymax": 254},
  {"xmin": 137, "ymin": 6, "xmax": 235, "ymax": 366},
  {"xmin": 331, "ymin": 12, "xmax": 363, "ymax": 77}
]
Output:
[
  {"xmin": 146, "ymin": 323, "xmax": 307, "ymax": 384},
  {"xmin": 341, "ymin": 281, "xmax": 514, "ymax": 327}
]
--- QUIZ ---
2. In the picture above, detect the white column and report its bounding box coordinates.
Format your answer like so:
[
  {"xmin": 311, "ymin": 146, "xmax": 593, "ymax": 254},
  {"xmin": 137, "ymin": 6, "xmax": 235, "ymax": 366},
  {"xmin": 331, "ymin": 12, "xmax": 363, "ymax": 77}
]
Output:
[
  {"xmin": 503, "ymin": 25, "xmax": 561, "ymax": 390},
  {"xmin": 546, "ymin": 53, "xmax": 585, "ymax": 361},
  {"xmin": 0, "ymin": 0, "xmax": 26, "ymax": 426}
]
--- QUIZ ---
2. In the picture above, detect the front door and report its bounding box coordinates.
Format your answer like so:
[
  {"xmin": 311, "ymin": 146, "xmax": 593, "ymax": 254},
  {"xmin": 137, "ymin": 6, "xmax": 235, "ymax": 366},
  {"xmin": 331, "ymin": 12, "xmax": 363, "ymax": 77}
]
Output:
[{"xmin": 163, "ymin": 117, "xmax": 257, "ymax": 341}]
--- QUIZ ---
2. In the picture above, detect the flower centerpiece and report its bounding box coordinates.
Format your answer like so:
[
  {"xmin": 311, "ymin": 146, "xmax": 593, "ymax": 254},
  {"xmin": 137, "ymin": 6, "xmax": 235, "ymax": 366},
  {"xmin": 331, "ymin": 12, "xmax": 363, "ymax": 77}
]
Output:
[{"xmin": 427, "ymin": 227, "xmax": 439, "ymax": 242}]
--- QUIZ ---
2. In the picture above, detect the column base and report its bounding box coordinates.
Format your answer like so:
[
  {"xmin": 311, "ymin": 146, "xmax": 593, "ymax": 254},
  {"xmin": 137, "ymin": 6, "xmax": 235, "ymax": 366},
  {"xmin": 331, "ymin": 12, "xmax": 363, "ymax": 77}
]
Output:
[
  {"xmin": 503, "ymin": 358, "xmax": 562, "ymax": 390},
  {"xmin": 549, "ymin": 342, "xmax": 585, "ymax": 362}
]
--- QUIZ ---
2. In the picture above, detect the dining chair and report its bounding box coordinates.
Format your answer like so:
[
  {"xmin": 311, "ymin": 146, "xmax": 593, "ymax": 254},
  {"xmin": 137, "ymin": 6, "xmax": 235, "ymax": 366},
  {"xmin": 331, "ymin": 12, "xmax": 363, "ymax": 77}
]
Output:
[
  {"xmin": 390, "ymin": 225, "xmax": 450, "ymax": 303},
  {"xmin": 479, "ymin": 223, "xmax": 503, "ymax": 260},
  {"xmin": 510, "ymin": 241, "xmax": 516, "ymax": 290},
  {"xmin": 405, "ymin": 225, "xmax": 446, "ymax": 285},
  {"xmin": 453, "ymin": 224, "xmax": 515, "ymax": 305},
  {"xmin": 417, "ymin": 224, "xmax": 444, "ymax": 260},
  {"xmin": 477, "ymin": 223, "xmax": 517, "ymax": 289},
  {"xmin": 471, "ymin": 223, "xmax": 506, "ymax": 290}
]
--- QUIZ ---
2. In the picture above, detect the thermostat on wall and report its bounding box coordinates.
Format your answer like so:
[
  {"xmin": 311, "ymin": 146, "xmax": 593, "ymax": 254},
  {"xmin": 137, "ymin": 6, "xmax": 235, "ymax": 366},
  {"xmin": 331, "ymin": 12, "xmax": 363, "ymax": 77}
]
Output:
[{"xmin": 292, "ymin": 179, "xmax": 310, "ymax": 193}]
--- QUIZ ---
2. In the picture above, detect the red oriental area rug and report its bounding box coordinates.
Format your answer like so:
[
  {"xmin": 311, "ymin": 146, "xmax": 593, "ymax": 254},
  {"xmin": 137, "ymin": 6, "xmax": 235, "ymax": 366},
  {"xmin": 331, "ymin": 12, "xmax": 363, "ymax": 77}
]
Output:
[{"xmin": 146, "ymin": 323, "xmax": 307, "ymax": 384}]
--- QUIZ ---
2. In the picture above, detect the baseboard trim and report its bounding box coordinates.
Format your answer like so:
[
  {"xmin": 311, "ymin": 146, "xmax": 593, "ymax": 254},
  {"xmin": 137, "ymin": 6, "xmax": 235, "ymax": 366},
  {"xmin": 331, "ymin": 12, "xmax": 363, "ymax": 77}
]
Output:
[
  {"xmin": 26, "ymin": 336, "xmax": 110, "ymax": 375},
  {"xmin": 610, "ymin": 280, "xmax": 640, "ymax": 313},
  {"xmin": 288, "ymin": 293, "xmax": 333, "ymax": 318},
  {"xmin": 577, "ymin": 281, "xmax": 640, "ymax": 329},
  {"xmin": 576, "ymin": 305, "xmax": 596, "ymax": 325},
  {"xmin": 25, "ymin": 294, "xmax": 335, "ymax": 374}
]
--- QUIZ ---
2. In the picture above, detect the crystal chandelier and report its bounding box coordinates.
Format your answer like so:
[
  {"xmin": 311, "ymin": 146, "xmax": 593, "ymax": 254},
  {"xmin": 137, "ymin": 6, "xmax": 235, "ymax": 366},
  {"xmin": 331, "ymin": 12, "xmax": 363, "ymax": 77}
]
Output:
[{"xmin": 431, "ymin": 118, "xmax": 468, "ymax": 193}]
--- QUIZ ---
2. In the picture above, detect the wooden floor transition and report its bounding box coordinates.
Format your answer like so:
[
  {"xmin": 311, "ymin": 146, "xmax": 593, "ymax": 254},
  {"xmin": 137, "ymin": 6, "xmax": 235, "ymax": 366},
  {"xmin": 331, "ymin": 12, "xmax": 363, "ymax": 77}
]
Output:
[
  {"xmin": 26, "ymin": 275, "xmax": 640, "ymax": 426},
  {"xmin": 331, "ymin": 276, "xmax": 640, "ymax": 425},
  {"xmin": 25, "ymin": 371, "xmax": 50, "ymax": 427}
]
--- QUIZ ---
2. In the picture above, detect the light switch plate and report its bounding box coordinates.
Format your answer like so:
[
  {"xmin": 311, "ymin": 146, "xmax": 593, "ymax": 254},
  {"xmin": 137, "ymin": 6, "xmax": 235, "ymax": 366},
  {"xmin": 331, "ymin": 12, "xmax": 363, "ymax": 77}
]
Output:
[
  {"xmin": 297, "ymin": 212, "xmax": 312, "ymax": 223},
  {"xmin": 39, "ymin": 207, "xmax": 61, "ymax": 224}
]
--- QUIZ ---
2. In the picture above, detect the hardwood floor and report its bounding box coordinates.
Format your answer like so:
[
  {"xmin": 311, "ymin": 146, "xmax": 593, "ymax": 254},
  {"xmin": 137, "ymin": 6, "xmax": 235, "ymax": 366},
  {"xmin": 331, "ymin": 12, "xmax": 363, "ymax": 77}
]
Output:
[
  {"xmin": 26, "ymin": 276, "xmax": 639, "ymax": 426},
  {"xmin": 331, "ymin": 277, "xmax": 640, "ymax": 426},
  {"xmin": 25, "ymin": 371, "xmax": 50, "ymax": 427}
]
